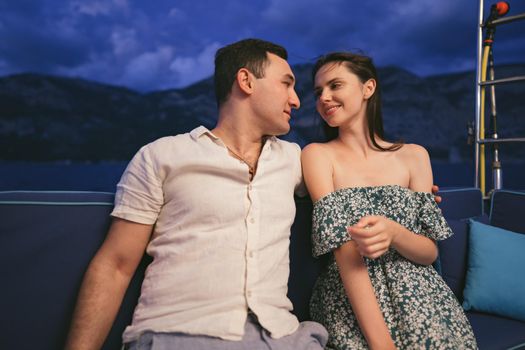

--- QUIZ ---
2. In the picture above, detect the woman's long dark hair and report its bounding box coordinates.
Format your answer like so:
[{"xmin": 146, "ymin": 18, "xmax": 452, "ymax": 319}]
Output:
[{"xmin": 312, "ymin": 52, "xmax": 402, "ymax": 151}]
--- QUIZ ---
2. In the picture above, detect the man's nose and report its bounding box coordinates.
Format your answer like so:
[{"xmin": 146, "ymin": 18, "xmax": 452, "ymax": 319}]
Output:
[{"xmin": 289, "ymin": 89, "xmax": 300, "ymax": 109}]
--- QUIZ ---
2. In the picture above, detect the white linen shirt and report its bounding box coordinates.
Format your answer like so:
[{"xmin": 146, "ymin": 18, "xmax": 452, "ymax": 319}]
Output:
[{"xmin": 111, "ymin": 126, "xmax": 304, "ymax": 343}]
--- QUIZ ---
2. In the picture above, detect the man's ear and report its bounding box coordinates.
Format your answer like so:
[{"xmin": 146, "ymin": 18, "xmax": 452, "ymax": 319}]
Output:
[
  {"xmin": 363, "ymin": 78, "xmax": 376, "ymax": 100},
  {"xmin": 236, "ymin": 68, "xmax": 254, "ymax": 95}
]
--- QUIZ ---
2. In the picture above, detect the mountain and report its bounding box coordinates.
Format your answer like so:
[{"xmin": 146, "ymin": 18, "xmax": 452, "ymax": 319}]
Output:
[{"xmin": 1, "ymin": 64, "xmax": 524, "ymax": 161}]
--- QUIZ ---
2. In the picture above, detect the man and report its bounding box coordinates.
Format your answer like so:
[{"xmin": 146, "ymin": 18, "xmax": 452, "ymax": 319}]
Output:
[{"xmin": 65, "ymin": 38, "xmax": 328, "ymax": 350}]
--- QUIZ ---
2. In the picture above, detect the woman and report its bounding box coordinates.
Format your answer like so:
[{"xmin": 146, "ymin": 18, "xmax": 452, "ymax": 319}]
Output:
[{"xmin": 302, "ymin": 52, "xmax": 477, "ymax": 349}]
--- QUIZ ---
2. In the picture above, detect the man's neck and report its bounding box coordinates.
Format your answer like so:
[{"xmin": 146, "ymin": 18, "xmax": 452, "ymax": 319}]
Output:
[{"xmin": 211, "ymin": 121, "xmax": 264, "ymax": 165}]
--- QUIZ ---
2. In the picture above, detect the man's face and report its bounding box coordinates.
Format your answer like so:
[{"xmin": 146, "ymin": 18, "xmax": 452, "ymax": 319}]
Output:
[{"xmin": 251, "ymin": 53, "xmax": 300, "ymax": 136}]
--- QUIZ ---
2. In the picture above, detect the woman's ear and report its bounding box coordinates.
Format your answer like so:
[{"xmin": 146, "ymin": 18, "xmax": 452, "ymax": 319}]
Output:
[
  {"xmin": 236, "ymin": 68, "xmax": 254, "ymax": 95},
  {"xmin": 363, "ymin": 78, "xmax": 376, "ymax": 100}
]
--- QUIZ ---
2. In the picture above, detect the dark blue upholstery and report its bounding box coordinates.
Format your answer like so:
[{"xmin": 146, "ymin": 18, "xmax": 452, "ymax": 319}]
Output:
[
  {"xmin": 438, "ymin": 217, "xmax": 487, "ymax": 301},
  {"xmin": 438, "ymin": 187, "xmax": 484, "ymax": 219},
  {"xmin": 490, "ymin": 190, "xmax": 525, "ymax": 234},
  {"xmin": 436, "ymin": 188, "xmax": 485, "ymax": 300},
  {"xmin": 0, "ymin": 191, "xmax": 148, "ymax": 350},
  {"xmin": 2, "ymin": 188, "xmax": 525, "ymax": 350},
  {"xmin": 467, "ymin": 312, "xmax": 525, "ymax": 350},
  {"xmin": 437, "ymin": 188, "xmax": 525, "ymax": 350},
  {"xmin": 288, "ymin": 196, "xmax": 327, "ymax": 321}
]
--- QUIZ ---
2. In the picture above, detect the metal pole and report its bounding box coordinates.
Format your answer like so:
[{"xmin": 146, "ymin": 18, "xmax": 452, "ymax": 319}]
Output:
[
  {"xmin": 474, "ymin": 0, "xmax": 484, "ymax": 188},
  {"xmin": 490, "ymin": 12, "xmax": 525, "ymax": 26},
  {"xmin": 488, "ymin": 49, "xmax": 502, "ymax": 190},
  {"xmin": 478, "ymin": 137, "xmax": 525, "ymax": 144},
  {"xmin": 479, "ymin": 75, "xmax": 525, "ymax": 86}
]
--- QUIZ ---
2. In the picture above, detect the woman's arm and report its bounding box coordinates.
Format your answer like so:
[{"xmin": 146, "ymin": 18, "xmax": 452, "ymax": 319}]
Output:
[
  {"xmin": 334, "ymin": 243, "xmax": 396, "ymax": 349},
  {"xmin": 302, "ymin": 144, "xmax": 396, "ymax": 349},
  {"xmin": 349, "ymin": 216, "xmax": 438, "ymax": 265}
]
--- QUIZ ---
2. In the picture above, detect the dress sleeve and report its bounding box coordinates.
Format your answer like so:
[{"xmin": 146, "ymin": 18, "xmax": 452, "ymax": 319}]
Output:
[
  {"xmin": 414, "ymin": 192, "xmax": 453, "ymax": 241},
  {"xmin": 312, "ymin": 192, "xmax": 351, "ymax": 257}
]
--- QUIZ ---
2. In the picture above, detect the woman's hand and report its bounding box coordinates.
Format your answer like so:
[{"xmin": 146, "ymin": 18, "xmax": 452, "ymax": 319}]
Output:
[
  {"xmin": 349, "ymin": 214, "xmax": 438, "ymax": 265},
  {"xmin": 347, "ymin": 215, "xmax": 401, "ymax": 259}
]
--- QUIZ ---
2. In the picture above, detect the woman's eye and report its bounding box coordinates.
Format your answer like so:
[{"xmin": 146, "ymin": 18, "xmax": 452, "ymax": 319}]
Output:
[{"xmin": 331, "ymin": 82, "xmax": 341, "ymax": 89}]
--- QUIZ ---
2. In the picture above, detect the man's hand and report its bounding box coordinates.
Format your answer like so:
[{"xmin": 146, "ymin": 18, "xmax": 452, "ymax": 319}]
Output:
[{"xmin": 432, "ymin": 184, "xmax": 441, "ymax": 204}]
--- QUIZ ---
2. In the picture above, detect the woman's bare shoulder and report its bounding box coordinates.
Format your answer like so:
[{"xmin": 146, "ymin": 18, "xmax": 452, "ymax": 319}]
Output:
[
  {"xmin": 302, "ymin": 142, "xmax": 336, "ymax": 163},
  {"xmin": 301, "ymin": 142, "xmax": 336, "ymax": 201},
  {"xmin": 396, "ymin": 143, "xmax": 430, "ymax": 162},
  {"xmin": 396, "ymin": 143, "xmax": 433, "ymax": 192}
]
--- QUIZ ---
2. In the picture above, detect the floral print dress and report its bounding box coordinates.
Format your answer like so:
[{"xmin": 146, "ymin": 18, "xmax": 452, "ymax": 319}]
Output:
[{"xmin": 310, "ymin": 185, "xmax": 477, "ymax": 350}]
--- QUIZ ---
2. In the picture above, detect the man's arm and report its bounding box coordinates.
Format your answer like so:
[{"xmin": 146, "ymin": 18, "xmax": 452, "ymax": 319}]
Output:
[{"xmin": 65, "ymin": 218, "xmax": 153, "ymax": 350}]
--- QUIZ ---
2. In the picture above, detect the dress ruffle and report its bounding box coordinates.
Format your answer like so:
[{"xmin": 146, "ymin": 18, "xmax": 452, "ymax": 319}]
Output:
[{"xmin": 312, "ymin": 186, "xmax": 452, "ymax": 256}]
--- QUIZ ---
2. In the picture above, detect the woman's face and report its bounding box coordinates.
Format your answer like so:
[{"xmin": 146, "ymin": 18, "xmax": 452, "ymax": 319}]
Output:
[{"xmin": 314, "ymin": 62, "xmax": 375, "ymax": 129}]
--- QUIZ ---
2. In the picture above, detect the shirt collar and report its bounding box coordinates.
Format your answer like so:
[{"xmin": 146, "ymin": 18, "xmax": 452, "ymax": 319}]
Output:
[
  {"xmin": 190, "ymin": 126, "xmax": 217, "ymax": 140},
  {"xmin": 190, "ymin": 125, "xmax": 278, "ymax": 146}
]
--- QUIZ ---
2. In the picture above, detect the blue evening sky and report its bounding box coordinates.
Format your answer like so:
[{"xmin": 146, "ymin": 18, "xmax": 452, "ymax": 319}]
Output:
[{"xmin": 1, "ymin": 0, "xmax": 524, "ymax": 91}]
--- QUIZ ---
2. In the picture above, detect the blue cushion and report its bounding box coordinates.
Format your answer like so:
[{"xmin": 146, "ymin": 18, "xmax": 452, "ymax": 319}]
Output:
[{"xmin": 462, "ymin": 220, "xmax": 525, "ymax": 322}]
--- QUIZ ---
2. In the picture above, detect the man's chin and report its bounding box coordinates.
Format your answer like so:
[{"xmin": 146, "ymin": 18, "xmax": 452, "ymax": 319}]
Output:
[{"xmin": 272, "ymin": 124, "xmax": 291, "ymax": 137}]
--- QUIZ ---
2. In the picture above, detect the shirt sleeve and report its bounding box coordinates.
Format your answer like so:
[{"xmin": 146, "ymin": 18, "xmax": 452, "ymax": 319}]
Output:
[
  {"xmin": 311, "ymin": 192, "xmax": 351, "ymax": 257},
  {"xmin": 110, "ymin": 144, "xmax": 164, "ymax": 225},
  {"xmin": 414, "ymin": 192, "xmax": 453, "ymax": 241},
  {"xmin": 290, "ymin": 142, "xmax": 307, "ymax": 197}
]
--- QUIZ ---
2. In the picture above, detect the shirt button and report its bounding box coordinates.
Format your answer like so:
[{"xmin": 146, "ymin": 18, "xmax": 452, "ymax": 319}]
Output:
[
  {"xmin": 247, "ymin": 291, "xmax": 252, "ymax": 297},
  {"xmin": 249, "ymin": 218, "xmax": 255, "ymax": 224},
  {"xmin": 248, "ymin": 184, "xmax": 252, "ymax": 190},
  {"xmin": 248, "ymin": 251, "xmax": 254, "ymax": 258}
]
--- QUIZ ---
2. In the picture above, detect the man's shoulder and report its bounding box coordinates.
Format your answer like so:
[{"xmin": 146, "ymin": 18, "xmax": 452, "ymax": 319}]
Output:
[
  {"xmin": 272, "ymin": 137, "xmax": 301, "ymax": 153},
  {"xmin": 131, "ymin": 132, "xmax": 195, "ymax": 166},
  {"xmin": 141, "ymin": 131, "xmax": 193, "ymax": 152}
]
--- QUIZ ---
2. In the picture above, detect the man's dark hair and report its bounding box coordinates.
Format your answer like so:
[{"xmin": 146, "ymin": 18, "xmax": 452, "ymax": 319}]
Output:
[{"xmin": 214, "ymin": 38, "xmax": 288, "ymax": 107}]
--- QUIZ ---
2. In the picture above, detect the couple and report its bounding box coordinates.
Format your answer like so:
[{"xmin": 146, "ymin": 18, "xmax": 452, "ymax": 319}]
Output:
[{"xmin": 66, "ymin": 39, "xmax": 477, "ymax": 349}]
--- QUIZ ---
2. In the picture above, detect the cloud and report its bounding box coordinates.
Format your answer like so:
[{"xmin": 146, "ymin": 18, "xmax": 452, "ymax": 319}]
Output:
[
  {"xmin": 0, "ymin": 0, "xmax": 523, "ymax": 90},
  {"xmin": 70, "ymin": 0, "xmax": 129, "ymax": 16},
  {"xmin": 261, "ymin": 0, "xmax": 357, "ymax": 51},
  {"xmin": 0, "ymin": 18, "xmax": 91, "ymax": 71},
  {"xmin": 257, "ymin": 0, "xmax": 524, "ymax": 78},
  {"xmin": 111, "ymin": 27, "xmax": 138, "ymax": 56},
  {"xmin": 54, "ymin": 52, "xmax": 114, "ymax": 82},
  {"xmin": 169, "ymin": 42, "xmax": 222, "ymax": 87},
  {"xmin": 0, "ymin": 59, "xmax": 9, "ymax": 76},
  {"xmin": 388, "ymin": 0, "xmax": 451, "ymax": 17},
  {"xmin": 168, "ymin": 7, "xmax": 187, "ymax": 20},
  {"xmin": 121, "ymin": 46, "xmax": 174, "ymax": 90},
  {"xmin": 72, "ymin": 1, "xmax": 112, "ymax": 16}
]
